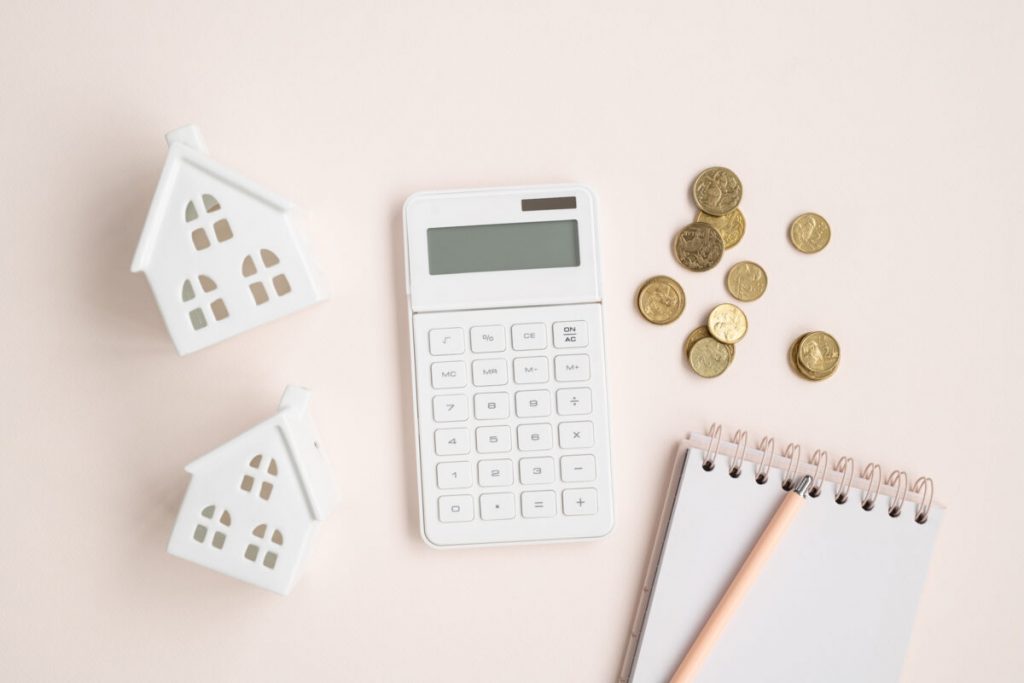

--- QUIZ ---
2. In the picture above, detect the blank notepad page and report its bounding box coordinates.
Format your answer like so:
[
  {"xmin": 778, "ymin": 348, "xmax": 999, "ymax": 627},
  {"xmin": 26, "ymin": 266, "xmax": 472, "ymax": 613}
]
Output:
[{"xmin": 627, "ymin": 448, "xmax": 942, "ymax": 683}]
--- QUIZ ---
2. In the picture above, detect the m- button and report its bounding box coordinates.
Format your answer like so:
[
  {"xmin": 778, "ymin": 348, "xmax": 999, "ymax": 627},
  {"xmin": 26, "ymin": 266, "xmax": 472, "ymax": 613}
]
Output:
[{"xmin": 553, "ymin": 321, "xmax": 588, "ymax": 348}]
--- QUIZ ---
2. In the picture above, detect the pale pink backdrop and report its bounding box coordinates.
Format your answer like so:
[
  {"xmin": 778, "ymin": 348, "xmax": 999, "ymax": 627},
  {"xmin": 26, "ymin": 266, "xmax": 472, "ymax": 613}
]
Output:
[{"xmin": 2, "ymin": 1, "xmax": 1022, "ymax": 681}]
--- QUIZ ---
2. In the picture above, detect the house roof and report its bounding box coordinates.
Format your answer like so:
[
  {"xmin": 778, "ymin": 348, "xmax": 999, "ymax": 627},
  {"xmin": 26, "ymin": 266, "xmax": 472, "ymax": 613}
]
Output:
[
  {"xmin": 131, "ymin": 124, "xmax": 295, "ymax": 273},
  {"xmin": 185, "ymin": 385, "xmax": 335, "ymax": 521}
]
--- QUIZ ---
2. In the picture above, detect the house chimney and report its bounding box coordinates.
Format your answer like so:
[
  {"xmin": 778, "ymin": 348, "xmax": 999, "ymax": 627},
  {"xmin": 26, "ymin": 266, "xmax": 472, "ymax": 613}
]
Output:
[{"xmin": 165, "ymin": 125, "xmax": 209, "ymax": 154}]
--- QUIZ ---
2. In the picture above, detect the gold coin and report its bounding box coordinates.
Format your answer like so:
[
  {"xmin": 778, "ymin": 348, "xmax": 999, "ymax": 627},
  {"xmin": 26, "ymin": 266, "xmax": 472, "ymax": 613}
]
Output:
[
  {"xmin": 696, "ymin": 208, "xmax": 745, "ymax": 249},
  {"xmin": 790, "ymin": 335, "xmax": 835, "ymax": 381},
  {"xmin": 685, "ymin": 325, "xmax": 735, "ymax": 362},
  {"xmin": 797, "ymin": 331, "xmax": 840, "ymax": 376},
  {"xmin": 789, "ymin": 213, "xmax": 831, "ymax": 253},
  {"xmin": 725, "ymin": 261, "xmax": 768, "ymax": 302},
  {"xmin": 637, "ymin": 276, "xmax": 686, "ymax": 324},
  {"xmin": 692, "ymin": 167, "xmax": 743, "ymax": 216},
  {"xmin": 673, "ymin": 222, "xmax": 724, "ymax": 272},
  {"xmin": 707, "ymin": 303, "xmax": 748, "ymax": 344},
  {"xmin": 688, "ymin": 337, "xmax": 733, "ymax": 378}
]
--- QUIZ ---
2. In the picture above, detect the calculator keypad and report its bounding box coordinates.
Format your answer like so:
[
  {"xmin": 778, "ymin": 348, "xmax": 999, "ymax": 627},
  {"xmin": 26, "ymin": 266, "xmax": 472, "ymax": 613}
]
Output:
[{"xmin": 414, "ymin": 303, "xmax": 613, "ymax": 546}]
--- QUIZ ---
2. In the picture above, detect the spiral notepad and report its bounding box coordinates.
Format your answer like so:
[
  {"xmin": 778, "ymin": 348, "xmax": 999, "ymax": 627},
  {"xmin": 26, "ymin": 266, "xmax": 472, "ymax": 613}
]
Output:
[{"xmin": 621, "ymin": 425, "xmax": 943, "ymax": 683}]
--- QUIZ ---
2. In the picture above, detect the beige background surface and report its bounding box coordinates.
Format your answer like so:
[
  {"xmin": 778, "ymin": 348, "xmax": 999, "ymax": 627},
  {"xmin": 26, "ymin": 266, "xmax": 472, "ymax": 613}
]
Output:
[{"xmin": 2, "ymin": 1, "xmax": 1022, "ymax": 681}]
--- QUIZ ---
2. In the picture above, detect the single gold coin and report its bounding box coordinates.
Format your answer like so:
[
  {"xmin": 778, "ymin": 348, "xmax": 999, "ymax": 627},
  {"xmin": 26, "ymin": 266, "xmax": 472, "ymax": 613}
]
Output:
[
  {"xmin": 725, "ymin": 261, "xmax": 768, "ymax": 302},
  {"xmin": 673, "ymin": 222, "xmax": 724, "ymax": 272},
  {"xmin": 789, "ymin": 212, "xmax": 831, "ymax": 253},
  {"xmin": 684, "ymin": 325, "xmax": 735, "ymax": 362},
  {"xmin": 707, "ymin": 303, "xmax": 748, "ymax": 344},
  {"xmin": 696, "ymin": 208, "xmax": 745, "ymax": 249},
  {"xmin": 688, "ymin": 336, "xmax": 733, "ymax": 378},
  {"xmin": 637, "ymin": 276, "xmax": 686, "ymax": 324},
  {"xmin": 797, "ymin": 331, "xmax": 841, "ymax": 376},
  {"xmin": 692, "ymin": 167, "xmax": 743, "ymax": 216}
]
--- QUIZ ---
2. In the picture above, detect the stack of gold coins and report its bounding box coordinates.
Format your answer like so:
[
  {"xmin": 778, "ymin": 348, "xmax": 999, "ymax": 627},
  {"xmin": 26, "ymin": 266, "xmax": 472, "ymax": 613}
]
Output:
[
  {"xmin": 788, "ymin": 331, "xmax": 841, "ymax": 381},
  {"xmin": 685, "ymin": 303, "xmax": 747, "ymax": 378},
  {"xmin": 674, "ymin": 166, "xmax": 745, "ymax": 271}
]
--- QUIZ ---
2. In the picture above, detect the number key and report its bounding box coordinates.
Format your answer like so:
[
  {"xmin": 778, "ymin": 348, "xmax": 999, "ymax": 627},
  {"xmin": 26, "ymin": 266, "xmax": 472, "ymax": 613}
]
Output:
[
  {"xmin": 474, "ymin": 392, "xmax": 510, "ymax": 419},
  {"xmin": 432, "ymin": 394, "xmax": 468, "ymax": 422}
]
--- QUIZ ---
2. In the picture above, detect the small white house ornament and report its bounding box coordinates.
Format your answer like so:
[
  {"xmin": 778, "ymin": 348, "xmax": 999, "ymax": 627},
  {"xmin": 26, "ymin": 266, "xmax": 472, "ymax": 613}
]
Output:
[
  {"xmin": 168, "ymin": 386, "xmax": 335, "ymax": 595},
  {"xmin": 132, "ymin": 125, "xmax": 327, "ymax": 355}
]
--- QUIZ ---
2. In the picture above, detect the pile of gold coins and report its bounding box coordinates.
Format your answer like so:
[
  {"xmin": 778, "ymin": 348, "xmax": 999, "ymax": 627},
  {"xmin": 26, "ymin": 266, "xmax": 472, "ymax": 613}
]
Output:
[{"xmin": 636, "ymin": 165, "xmax": 841, "ymax": 381}]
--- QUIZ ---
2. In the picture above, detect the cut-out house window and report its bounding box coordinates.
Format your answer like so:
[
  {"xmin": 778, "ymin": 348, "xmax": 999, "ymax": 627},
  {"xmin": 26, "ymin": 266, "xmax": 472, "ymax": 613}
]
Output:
[
  {"xmin": 186, "ymin": 194, "xmax": 234, "ymax": 251},
  {"xmin": 241, "ymin": 454, "xmax": 277, "ymax": 500},
  {"xmin": 245, "ymin": 524, "xmax": 284, "ymax": 569},
  {"xmin": 194, "ymin": 505, "xmax": 231, "ymax": 549},
  {"xmin": 181, "ymin": 275, "xmax": 229, "ymax": 330},
  {"xmin": 241, "ymin": 249, "xmax": 292, "ymax": 305}
]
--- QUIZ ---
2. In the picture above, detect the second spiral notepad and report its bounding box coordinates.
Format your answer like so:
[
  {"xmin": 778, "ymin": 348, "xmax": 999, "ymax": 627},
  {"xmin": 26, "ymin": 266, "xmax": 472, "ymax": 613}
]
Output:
[{"xmin": 620, "ymin": 426, "xmax": 943, "ymax": 683}]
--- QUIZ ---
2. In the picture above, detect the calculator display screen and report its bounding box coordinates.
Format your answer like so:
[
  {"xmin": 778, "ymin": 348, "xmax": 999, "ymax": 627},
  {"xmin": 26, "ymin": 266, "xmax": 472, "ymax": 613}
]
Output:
[{"xmin": 427, "ymin": 220, "xmax": 580, "ymax": 275}]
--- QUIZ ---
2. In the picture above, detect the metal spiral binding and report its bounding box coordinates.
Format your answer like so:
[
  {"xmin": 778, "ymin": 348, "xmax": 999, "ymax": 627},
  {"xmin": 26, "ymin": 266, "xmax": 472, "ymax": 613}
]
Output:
[
  {"xmin": 885, "ymin": 471, "xmax": 909, "ymax": 517},
  {"xmin": 701, "ymin": 423, "xmax": 723, "ymax": 471},
  {"xmin": 782, "ymin": 443, "xmax": 802, "ymax": 490},
  {"xmin": 834, "ymin": 456, "xmax": 855, "ymax": 504},
  {"xmin": 695, "ymin": 425, "xmax": 936, "ymax": 525},
  {"xmin": 727, "ymin": 430, "xmax": 748, "ymax": 478},
  {"xmin": 860, "ymin": 463, "xmax": 882, "ymax": 511},
  {"xmin": 910, "ymin": 477, "xmax": 934, "ymax": 524},
  {"xmin": 754, "ymin": 437, "xmax": 776, "ymax": 484},
  {"xmin": 808, "ymin": 450, "xmax": 829, "ymax": 498}
]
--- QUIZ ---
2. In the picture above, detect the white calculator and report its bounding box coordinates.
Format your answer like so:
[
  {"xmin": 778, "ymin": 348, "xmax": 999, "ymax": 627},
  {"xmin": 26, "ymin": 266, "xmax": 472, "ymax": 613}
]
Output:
[{"xmin": 403, "ymin": 185, "xmax": 614, "ymax": 547}]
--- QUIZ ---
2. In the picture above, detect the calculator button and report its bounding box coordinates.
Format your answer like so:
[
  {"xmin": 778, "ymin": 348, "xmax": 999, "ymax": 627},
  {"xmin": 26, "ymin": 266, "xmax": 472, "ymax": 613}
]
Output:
[
  {"xmin": 556, "ymin": 388, "xmax": 592, "ymax": 415},
  {"xmin": 472, "ymin": 358, "xmax": 508, "ymax": 386},
  {"xmin": 428, "ymin": 328, "xmax": 464, "ymax": 355},
  {"xmin": 432, "ymin": 394, "xmax": 469, "ymax": 422},
  {"xmin": 437, "ymin": 461, "xmax": 472, "ymax": 489},
  {"xmin": 517, "ymin": 423, "xmax": 553, "ymax": 451},
  {"xmin": 478, "ymin": 459, "xmax": 514, "ymax": 487},
  {"xmin": 519, "ymin": 457, "xmax": 555, "ymax": 484},
  {"xmin": 480, "ymin": 492, "xmax": 515, "ymax": 520},
  {"xmin": 560, "ymin": 454, "xmax": 596, "ymax": 482},
  {"xmin": 515, "ymin": 390, "xmax": 551, "ymax": 418},
  {"xmin": 470, "ymin": 325, "xmax": 506, "ymax": 353},
  {"xmin": 554, "ymin": 354, "xmax": 590, "ymax": 382},
  {"xmin": 474, "ymin": 392, "xmax": 510, "ymax": 420},
  {"xmin": 431, "ymin": 361, "xmax": 467, "ymax": 389},
  {"xmin": 558, "ymin": 421, "xmax": 595, "ymax": 449},
  {"xmin": 513, "ymin": 356, "xmax": 549, "ymax": 384},
  {"xmin": 512, "ymin": 323, "xmax": 547, "ymax": 351},
  {"xmin": 476, "ymin": 426, "xmax": 512, "ymax": 453},
  {"xmin": 435, "ymin": 428, "xmax": 470, "ymax": 455},
  {"xmin": 522, "ymin": 490, "xmax": 557, "ymax": 518},
  {"xmin": 553, "ymin": 321, "xmax": 588, "ymax": 348},
  {"xmin": 562, "ymin": 488, "xmax": 598, "ymax": 516},
  {"xmin": 438, "ymin": 495, "xmax": 474, "ymax": 522}
]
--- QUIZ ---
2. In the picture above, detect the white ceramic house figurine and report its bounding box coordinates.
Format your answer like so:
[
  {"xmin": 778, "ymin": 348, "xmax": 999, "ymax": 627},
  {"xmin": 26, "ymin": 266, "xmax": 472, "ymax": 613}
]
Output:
[
  {"xmin": 168, "ymin": 386, "xmax": 335, "ymax": 595},
  {"xmin": 131, "ymin": 125, "xmax": 327, "ymax": 355}
]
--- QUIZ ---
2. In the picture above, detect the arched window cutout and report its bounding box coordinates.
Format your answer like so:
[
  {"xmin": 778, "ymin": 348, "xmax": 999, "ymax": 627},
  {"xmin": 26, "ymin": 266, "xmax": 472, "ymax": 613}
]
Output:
[
  {"xmin": 240, "ymin": 454, "xmax": 277, "ymax": 500},
  {"xmin": 245, "ymin": 524, "xmax": 283, "ymax": 569},
  {"xmin": 182, "ymin": 276, "xmax": 229, "ymax": 330},
  {"xmin": 242, "ymin": 250, "xmax": 291, "ymax": 305},
  {"xmin": 194, "ymin": 504, "xmax": 231, "ymax": 550},
  {"xmin": 185, "ymin": 195, "xmax": 233, "ymax": 250}
]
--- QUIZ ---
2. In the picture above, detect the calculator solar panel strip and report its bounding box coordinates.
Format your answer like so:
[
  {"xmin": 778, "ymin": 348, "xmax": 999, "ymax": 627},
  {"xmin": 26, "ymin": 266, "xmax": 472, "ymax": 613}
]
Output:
[{"xmin": 403, "ymin": 185, "xmax": 614, "ymax": 547}]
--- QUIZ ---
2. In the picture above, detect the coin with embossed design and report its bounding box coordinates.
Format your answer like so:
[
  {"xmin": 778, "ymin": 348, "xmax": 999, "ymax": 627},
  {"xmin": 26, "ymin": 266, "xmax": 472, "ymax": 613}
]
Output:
[
  {"xmin": 725, "ymin": 261, "xmax": 768, "ymax": 302},
  {"xmin": 684, "ymin": 325, "xmax": 735, "ymax": 362},
  {"xmin": 797, "ymin": 331, "xmax": 840, "ymax": 377},
  {"xmin": 708, "ymin": 303, "xmax": 748, "ymax": 344},
  {"xmin": 637, "ymin": 275, "xmax": 686, "ymax": 324},
  {"xmin": 790, "ymin": 334, "xmax": 836, "ymax": 381},
  {"xmin": 673, "ymin": 222, "xmax": 724, "ymax": 272},
  {"xmin": 692, "ymin": 167, "xmax": 743, "ymax": 216},
  {"xmin": 688, "ymin": 337, "xmax": 733, "ymax": 378},
  {"xmin": 789, "ymin": 213, "xmax": 831, "ymax": 253},
  {"xmin": 697, "ymin": 208, "xmax": 745, "ymax": 249}
]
